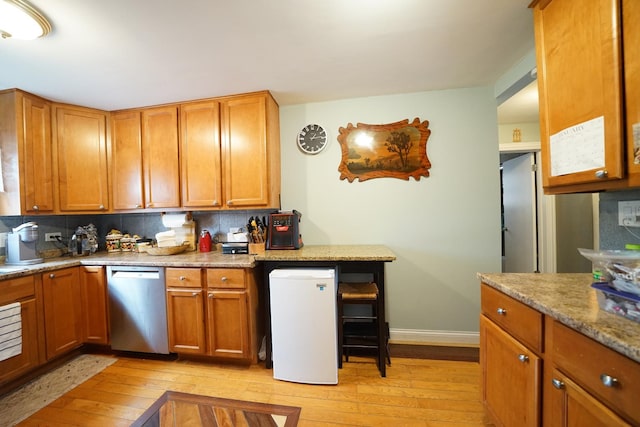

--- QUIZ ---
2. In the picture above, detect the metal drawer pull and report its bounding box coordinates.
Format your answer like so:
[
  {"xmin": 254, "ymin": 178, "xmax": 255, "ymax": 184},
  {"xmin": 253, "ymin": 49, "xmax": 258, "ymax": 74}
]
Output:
[
  {"xmin": 192, "ymin": 292, "xmax": 198, "ymax": 297},
  {"xmin": 551, "ymin": 378, "xmax": 565, "ymax": 389},
  {"xmin": 221, "ymin": 276, "xmax": 228, "ymax": 282},
  {"xmin": 179, "ymin": 276, "xmax": 186, "ymax": 281},
  {"xmin": 518, "ymin": 354, "xmax": 529, "ymax": 363},
  {"xmin": 497, "ymin": 308, "xmax": 507, "ymax": 315},
  {"xmin": 600, "ymin": 374, "xmax": 618, "ymax": 388},
  {"xmin": 208, "ymin": 293, "xmax": 214, "ymax": 298},
  {"xmin": 595, "ymin": 170, "xmax": 608, "ymax": 179}
]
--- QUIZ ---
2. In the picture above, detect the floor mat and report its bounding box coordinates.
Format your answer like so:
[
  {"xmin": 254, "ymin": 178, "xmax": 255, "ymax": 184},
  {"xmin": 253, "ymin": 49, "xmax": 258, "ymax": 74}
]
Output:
[{"xmin": 0, "ymin": 354, "xmax": 116, "ymax": 426}]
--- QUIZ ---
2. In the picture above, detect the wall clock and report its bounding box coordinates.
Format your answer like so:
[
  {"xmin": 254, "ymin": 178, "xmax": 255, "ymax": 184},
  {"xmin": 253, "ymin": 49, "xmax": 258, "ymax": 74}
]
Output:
[{"xmin": 297, "ymin": 124, "xmax": 328, "ymax": 154}]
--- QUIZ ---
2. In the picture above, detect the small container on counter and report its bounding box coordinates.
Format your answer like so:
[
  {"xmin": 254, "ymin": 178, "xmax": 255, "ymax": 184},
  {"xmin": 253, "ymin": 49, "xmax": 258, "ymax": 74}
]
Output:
[
  {"xmin": 120, "ymin": 236, "xmax": 135, "ymax": 252},
  {"xmin": 106, "ymin": 234, "xmax": 122, "ymax": 252},
  {"xmin": 199, "ymin": 230, "xmax": 212, "ymax": 252}
]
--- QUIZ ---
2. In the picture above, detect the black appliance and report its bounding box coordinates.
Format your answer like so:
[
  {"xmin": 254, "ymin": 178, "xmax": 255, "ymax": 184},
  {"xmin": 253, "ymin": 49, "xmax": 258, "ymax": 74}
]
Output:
[{"xmin": 266, "ymin": 210, "xmax": 303, "ymax": 250}]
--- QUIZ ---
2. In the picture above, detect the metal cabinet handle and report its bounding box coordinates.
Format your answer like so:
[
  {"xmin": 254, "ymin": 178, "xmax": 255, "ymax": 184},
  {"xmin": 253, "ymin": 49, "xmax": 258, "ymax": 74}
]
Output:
[
  {"xmin": 221, "ymin": 276, "xmax": 228, "ymax": 282},
  {"xmin": 33, "ymin": 205, "xmax": 39, "ymax": 211},
  {"xmin": 595, "ymin": 170, "xmax": 608, "ymax": 179},
  {"xmin": 191, "ymin": 292, "xmax": 198, "ymax": 297},
  {"xmin": 179, "ymin": 276, "xmax": 186, "ymax": 281},
  {"xmin": 99, "ymin": 204, "xmax": 105, "ymax": 210},
  {"xmin": 135, "ymin": 204, "xmax": 142, "ymax": 209},
  {"xmin": 600, "ymin": 374, "xmax": 618, "ymax": 388},
  {"xmin": 551, "ymin": 378, "xmax": 565, "ymax": 389},
  {"xmin": 49, "ymin": 273, "xmax": 55, "ymax": 279},
  {"xmin": 208, "ymin": 293, "xmax": 214, "ymax": 298},
  {"xmin": 518, "ymin": 354, "xmax": 529, "ymax": 363},
  {"xmin": 497, "ymin": 308, "xmax": 507, "ymax": 315},
  {"xmin": 147, "ymin": 203, "xmax": 153, "ymax": 208}
]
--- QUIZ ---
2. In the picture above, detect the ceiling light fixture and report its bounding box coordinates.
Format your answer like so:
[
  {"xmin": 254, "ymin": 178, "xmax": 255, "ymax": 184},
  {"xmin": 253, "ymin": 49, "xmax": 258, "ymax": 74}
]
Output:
[{"xmin": 0, "ymin": 0, "xmax": 51, "ymax": 40}]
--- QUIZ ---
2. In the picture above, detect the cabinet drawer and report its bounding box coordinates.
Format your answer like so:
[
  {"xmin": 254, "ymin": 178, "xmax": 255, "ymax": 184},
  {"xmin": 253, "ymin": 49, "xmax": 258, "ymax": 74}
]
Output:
[
  {"xmin": 166, "ymin": 268, "xmax": 202, "ymax": 288},
  {"xmin": 0, "ymin": 276, "xmax": 35, "ymax": 305},
  {"xmin": 481, "ymin": 283, "xmax": 543, "ymax": 353},
  {"xmin": 552, "ymin": 320, "xmax": 640, "ymax": 424},
  {"xmin": 206, "ymin": 269, "xmax": 245, "ymax": 289}
]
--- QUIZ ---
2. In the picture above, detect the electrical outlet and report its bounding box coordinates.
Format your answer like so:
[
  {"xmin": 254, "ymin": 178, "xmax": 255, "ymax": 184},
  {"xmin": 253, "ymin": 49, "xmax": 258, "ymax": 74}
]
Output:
[
  {"xmin": 618, "ymin": 201, "xmax": 640, "ymax": 227},
  {"xmin": 45, "ymin": 232, "xmax": 62, "ymax": 242}
]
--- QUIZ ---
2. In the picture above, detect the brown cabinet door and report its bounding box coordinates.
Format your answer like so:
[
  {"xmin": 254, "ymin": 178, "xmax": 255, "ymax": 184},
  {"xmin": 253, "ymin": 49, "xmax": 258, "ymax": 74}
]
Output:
[
  {"xmin": 166, "ymin": 289, "xmax": 206, "ymax": 354},
  {"xmin": 480, "ymin": 315, "xmax": 541, "ymax": 427},
  {"xmin": 0, "ymin": 298, "xmax": 40, "ymax": 384},
  {"xmin": 206, "ymin": 290, "xmax": 249, "ymax": 359},
  {"xmin": 533, "ymin": 0, "xmax": 624, "ymax": 191},
  {"xmin": 142, "ymin": 106, "xmax": 180, "ymax": 208},
  {"xmin": 21, "ymin": 93, "xmax": 54, "ymax": 213},
  {"xmin": 221, "ymin": 95, "xmax": 270, "ymax": 208},
  {"xmin": 42, "ymin": 267, "xmax": 82, "ymax": 359},
  {"xmin": 549, "ymin": 368, "xmax": 631, "ymax": 427},
  {"xmin": 181, "ymin": 101, "xmax": 222, "ymax": 208},
  {"xmin": 79, "ymin": 266, "xmax": 108, "ymax": 345},
  {"xmin": 623, "ymin": 0, "xmax": 640, "ymax": 187},
  {"xmin": 111, "ymin": 111, "xmax": 144, "ymax": 210},
  {"xmin": 53, "ymin": 106, "xmax": 109, "ymax": 211}
]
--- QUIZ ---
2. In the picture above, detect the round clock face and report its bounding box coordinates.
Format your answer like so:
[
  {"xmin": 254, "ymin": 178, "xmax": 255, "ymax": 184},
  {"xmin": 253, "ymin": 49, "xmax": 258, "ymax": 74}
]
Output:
[{"xmin": 297, "ymin": 124, "xmax": 328, "ymax": 154}]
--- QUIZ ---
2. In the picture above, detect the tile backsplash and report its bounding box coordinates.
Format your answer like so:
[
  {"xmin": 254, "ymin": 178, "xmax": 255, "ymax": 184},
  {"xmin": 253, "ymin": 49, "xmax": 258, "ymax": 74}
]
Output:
[{"xmin": 0, "ymin": 209, "xmax": 275, "ymax": 257}]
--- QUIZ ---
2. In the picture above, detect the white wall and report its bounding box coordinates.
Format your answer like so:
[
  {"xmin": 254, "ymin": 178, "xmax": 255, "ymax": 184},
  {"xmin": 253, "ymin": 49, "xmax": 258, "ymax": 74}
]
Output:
[{"xmin": 279, "ymin": 87, "xmax": 502, "ymax": 344}]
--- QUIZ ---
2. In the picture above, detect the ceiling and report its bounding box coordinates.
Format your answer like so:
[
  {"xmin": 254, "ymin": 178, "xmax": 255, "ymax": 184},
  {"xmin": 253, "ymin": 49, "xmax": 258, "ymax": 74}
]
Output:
[{"xmin": 0, "ymin": 0, "xmax": 537, "ymax": 121}]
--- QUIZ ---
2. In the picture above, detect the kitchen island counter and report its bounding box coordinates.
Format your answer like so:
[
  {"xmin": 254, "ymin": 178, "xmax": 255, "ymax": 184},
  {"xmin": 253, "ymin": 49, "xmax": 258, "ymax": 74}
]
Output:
[{"xmin": 478, "ymin": 272, "xmax": 640, "ymax": 364}]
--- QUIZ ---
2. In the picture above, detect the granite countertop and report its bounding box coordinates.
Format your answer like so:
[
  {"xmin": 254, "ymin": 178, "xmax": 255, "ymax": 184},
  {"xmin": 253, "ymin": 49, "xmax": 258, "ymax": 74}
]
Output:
[
  {"xmin": 255, "ymin": 245, "xmax": 397, "ymax": 262},
  {"xmin": 0, "ymin": 245, "xmax": 396, "ymax": 280},
  {"xmin": 478, "ymin": 272, "xmax": 640, "ymax": 364}
]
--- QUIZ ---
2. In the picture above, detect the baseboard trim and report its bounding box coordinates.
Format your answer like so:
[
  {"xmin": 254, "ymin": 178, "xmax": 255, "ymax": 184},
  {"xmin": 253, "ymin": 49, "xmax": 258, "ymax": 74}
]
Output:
[{"xmin": 390, "ymin": 328, "xmax": 479, "ymax": 347}]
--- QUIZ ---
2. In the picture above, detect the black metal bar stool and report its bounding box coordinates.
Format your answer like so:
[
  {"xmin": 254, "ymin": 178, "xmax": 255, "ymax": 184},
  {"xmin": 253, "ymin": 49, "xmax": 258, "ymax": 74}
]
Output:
[{"xmin": 337, "ymin": 282, "xmax": 390, "ymax": 377}]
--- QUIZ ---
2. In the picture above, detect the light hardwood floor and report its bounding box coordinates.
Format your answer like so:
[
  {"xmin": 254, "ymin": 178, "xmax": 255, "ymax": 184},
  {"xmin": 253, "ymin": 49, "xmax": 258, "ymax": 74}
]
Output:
[{"xmin": 18, "ymin": 354, "xmax": 494, "ymax": 426}]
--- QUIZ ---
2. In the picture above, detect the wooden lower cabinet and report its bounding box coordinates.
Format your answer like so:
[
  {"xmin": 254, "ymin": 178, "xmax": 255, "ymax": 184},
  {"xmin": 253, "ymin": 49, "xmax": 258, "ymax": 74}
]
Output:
[
  {"xmin": 166, "ymin": 267, "xmax": 259, "ymax": 362},
  {"xmin": 206, "ymin": 289, "xmax": 248, "ymax": 359},
  {"xmin": 481, "ymin": 282, "xmax": 640, "ymax": 426},
  {"xmin": 166, "ymin": 288, "xmax": 206, "ymax": 354},
  {"xmin": 79, "ymin": 266, "xmax": 109, "ymax": 345},
  {"xmin": 42, "ymin": 267, "xmax": 83, "ymax": 359},
  {"xmin": 0, "ymin": 275, "xmax": 41, "ymax": 386},
  {"xmin": 549, "ymin": 368, "xmax": 630, "ymax": 427},
  {"xmin": 480, "ymin": 315, "xmax": 541, "ymax": 427}
]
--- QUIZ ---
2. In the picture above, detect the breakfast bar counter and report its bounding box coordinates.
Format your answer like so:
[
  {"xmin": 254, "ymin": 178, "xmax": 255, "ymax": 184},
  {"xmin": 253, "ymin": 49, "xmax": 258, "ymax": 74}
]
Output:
[{"xmin": 258, "ymin": 245, "xmax": 396, "ymax": 376}]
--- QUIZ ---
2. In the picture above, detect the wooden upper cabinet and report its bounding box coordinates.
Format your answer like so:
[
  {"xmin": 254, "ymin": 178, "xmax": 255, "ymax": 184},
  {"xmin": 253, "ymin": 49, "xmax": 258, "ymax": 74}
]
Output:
[
  {"xmin": 221, "ymin": 92, "xmax": 280, "ymax": 208},
  {"xmin": 142, "ymin": 106, "xmax": 181, "ymax": 209},
  {"xmin": 532, "ymin": 0, "xmax": 625, "ymax": 193},
  {"xmin": 0, "ymin": 90, "xmax": 54, "ymax": 215},
  {"xmin": 22, "ymin": 93, "xmax": 54, "ymax": 213},
  {"xmin": 180, "ymin": 101, "xmax": 222, "ymax": 208},
  {"xmin": 53, "ymin": 105, "xmax": 109, "ymax": 212},
  {"xmin": 111, "ymin": 111, "xmax": 144, "ymax": 210},
  {"xmin": 623, "ymin": 0, "xmax": 640, "ymax": 187}
]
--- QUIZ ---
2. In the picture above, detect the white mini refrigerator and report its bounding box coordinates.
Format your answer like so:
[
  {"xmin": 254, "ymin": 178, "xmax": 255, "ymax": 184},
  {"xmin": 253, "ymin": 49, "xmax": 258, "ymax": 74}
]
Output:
[{"xmin": 269, "ymin": 268, "xmax": 338, "ymax": 385}]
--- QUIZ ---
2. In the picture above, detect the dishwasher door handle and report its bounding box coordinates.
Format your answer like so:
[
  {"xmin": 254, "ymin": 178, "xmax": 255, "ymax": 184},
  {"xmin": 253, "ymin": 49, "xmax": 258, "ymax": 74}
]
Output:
[{"xmin": 111, "ymin": 271, "xmax": 161, "ymax": 280}]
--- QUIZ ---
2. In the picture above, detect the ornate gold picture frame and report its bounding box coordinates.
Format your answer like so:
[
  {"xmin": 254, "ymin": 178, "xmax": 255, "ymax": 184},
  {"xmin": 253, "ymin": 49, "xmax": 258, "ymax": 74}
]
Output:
[{"xmin": 337, "ymin": 118, "xmax": 432, "ymax": 182}]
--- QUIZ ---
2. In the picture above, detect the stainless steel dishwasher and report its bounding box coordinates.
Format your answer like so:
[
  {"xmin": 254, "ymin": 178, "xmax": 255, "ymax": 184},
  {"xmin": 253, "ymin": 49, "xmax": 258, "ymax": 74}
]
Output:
[{"xmin": 106, "ymin": 266, "xmax": 169, "ymax": 354}]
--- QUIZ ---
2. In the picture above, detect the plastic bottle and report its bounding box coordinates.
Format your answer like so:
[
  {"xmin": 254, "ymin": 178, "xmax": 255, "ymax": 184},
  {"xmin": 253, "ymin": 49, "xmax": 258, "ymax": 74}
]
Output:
[{"xmin": 199, "ymin": 230, "xmax": 212, "ymax": 252}]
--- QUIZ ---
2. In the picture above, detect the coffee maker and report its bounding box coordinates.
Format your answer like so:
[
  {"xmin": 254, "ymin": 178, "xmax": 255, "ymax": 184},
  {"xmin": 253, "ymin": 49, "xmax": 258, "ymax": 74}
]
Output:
[{"xmin": 6, "ymin": 222, "xmax": 43, "ymax": 265}]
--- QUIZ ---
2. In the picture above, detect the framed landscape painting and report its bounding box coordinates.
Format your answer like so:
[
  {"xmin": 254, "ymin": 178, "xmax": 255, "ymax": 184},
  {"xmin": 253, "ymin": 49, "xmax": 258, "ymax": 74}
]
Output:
[{"xmin": 337, "ymin": 118, "xmax": 432, "ymax": 182}]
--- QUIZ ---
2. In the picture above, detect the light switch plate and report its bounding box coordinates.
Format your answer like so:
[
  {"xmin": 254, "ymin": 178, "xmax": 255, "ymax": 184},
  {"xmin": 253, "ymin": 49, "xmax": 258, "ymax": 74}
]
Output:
[{"xmin": 618, "ymin": 201, "xmax": 640, "ymax": 227}]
